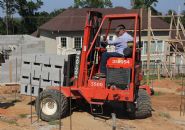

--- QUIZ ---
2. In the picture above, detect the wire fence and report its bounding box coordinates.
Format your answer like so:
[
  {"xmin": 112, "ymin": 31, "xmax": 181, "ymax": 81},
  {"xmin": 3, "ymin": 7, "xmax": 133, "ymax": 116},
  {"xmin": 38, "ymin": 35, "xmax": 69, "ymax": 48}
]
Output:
[{"xmin": 142, "ymin": 63, "xmax": 185, "ymax": 77}]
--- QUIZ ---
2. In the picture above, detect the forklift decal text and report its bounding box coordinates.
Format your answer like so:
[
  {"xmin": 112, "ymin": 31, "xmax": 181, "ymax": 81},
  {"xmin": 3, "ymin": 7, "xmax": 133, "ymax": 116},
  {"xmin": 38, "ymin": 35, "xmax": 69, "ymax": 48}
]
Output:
[
  {"xmin": 74, "ymin": 54, "xmax": 81, "ymax": 78},
  {"xmin": 90, "ymin": 81, "xmax": 103, "ymax": 87},
  {"xmin": 112, "ymin": 59, "xmax": 130, "ymax": 64}
]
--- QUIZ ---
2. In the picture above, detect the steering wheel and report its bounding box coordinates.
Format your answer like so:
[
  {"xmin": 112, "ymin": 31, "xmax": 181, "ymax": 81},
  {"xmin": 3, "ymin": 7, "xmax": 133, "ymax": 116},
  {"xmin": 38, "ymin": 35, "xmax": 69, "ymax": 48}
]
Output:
[{"xmin": 100, "ymin": 41, "xmax": 108, "ymax": 48}]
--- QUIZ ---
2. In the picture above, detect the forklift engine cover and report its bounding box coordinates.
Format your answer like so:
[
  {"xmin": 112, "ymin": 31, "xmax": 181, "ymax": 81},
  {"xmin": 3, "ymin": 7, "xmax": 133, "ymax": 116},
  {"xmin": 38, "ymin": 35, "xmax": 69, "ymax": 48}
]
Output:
[{"xmin": 106, "ymin": 58, "xmax": 133, "ymax": 90}]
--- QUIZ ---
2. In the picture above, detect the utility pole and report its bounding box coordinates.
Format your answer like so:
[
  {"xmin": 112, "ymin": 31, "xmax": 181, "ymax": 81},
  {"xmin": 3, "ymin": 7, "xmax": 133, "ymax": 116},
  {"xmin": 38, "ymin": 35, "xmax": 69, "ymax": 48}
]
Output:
[{"xmin": 147, "ymin": 7, "xmax": 151, "ymax": 85}]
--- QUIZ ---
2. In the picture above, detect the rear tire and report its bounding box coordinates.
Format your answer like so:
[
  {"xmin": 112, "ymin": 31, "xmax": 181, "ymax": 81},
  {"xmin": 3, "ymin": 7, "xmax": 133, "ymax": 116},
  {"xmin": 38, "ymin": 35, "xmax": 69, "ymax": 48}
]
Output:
[
  {"xmin": 35, "ymin": 89, "xmax": 68, "ymax": 122},
  {"xmin": 129, "ymin": 89, "xmax": 152, "ymax": 119}
]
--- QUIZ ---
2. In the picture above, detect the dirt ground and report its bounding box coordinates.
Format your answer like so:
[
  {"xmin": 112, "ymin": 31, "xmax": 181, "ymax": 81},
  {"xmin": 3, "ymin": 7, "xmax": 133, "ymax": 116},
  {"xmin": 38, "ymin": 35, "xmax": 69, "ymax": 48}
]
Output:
[{"xmin": 0, "ymin": 78, "xmax": 185, "ymax": 130}]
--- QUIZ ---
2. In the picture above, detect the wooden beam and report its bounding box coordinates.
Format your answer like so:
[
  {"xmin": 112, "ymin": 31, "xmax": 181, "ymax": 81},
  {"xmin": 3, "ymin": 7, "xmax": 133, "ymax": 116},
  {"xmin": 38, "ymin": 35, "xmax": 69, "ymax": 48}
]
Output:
[
  {"xmin": 147, "ymin": 7, "xmax": 151, "ymax": 85},
  {"xmin": 9, "ymin": 60, "xmax": 12, "ymax": 82},
  {"xmin": 140, "ymin": 8, "xmax": 143, "ymax": 31},
  {"xmin": 143, "ymin": 29, "xmax": 182, "ymax": 31},
  {"xmin": 169, "ymin": 11, "xmax": 174, "ymax": 38},
  {"xmin": 151, "ymin": 15, "xmax": 183, "ymax": 18}
]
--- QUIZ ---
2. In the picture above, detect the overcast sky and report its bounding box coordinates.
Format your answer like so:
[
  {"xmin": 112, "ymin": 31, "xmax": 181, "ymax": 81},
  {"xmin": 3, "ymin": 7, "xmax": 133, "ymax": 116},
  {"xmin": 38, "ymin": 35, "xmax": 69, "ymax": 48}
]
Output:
[{"xmin": 0, "ymin": 0, "xmax": 184, "ymax": 17}]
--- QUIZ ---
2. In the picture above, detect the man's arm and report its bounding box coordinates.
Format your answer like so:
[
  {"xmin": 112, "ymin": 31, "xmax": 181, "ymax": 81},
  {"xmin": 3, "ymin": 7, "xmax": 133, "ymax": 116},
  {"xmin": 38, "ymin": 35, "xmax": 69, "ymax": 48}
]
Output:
[
  {"xmin": 127, "ymin": 34, "xmax": 133, "ymax": 42},
  {"xmin": 107, "ymin": 37, "xmax": 123, "ymax": 45}
]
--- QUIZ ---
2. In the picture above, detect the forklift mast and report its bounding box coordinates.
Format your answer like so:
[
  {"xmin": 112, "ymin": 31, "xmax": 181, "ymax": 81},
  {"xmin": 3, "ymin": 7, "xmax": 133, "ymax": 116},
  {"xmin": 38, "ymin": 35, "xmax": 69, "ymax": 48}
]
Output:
[{"xmin": 78, "ymin": 11, "xmax": 103, "ymax": 87}]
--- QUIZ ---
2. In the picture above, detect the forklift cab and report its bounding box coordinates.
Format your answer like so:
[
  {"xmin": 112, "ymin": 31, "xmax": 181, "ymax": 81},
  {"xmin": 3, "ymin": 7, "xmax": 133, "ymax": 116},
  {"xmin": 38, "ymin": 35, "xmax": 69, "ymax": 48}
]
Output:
[{"xmin": 78, "ymin": 10, "xmax": 143, "ymax": 92}]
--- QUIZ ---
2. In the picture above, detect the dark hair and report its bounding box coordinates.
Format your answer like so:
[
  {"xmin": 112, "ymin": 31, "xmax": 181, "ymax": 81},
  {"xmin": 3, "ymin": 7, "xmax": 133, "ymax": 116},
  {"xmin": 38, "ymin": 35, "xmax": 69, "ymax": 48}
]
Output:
[{"xmin": 115, "ymin": 24, "xmax": 126, "ymax": 32}]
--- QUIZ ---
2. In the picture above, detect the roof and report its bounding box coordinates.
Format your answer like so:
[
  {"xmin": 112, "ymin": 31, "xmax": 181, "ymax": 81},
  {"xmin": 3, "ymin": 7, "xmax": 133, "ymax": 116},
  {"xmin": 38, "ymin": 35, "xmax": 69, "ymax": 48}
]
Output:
[
  {"xmin": 31, "ymin": 30, "xmax": 40, "ymax": 37},
  {"xmin": 39, "ymin": 7, "xmax": 170, "ymax": 32}
]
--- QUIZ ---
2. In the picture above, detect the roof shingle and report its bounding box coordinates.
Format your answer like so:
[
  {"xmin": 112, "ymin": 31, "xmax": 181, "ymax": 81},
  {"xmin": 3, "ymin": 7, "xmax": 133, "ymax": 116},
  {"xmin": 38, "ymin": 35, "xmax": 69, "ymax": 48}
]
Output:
[{"xmin": 39, "ymin": 7, "xmax": 170, "ymax": 32}]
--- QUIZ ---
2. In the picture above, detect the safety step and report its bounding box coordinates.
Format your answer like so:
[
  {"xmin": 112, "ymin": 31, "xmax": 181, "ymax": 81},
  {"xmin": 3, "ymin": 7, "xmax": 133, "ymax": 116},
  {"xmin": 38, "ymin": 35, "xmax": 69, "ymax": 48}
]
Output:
[
  {"xmin": 89, "ymin": 101, "xmax": 104, "ymax": 105},
  {"xmin": 90, "ymin": 101, "xmax": 104, "ymax": 115}
]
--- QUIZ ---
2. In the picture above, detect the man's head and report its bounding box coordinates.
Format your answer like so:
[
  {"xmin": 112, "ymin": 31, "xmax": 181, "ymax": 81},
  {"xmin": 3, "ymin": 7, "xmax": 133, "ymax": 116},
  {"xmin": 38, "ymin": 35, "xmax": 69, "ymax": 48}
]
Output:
[{"xmin": 115, "ymin": 24, "xmax": 126, "ymax": 37}]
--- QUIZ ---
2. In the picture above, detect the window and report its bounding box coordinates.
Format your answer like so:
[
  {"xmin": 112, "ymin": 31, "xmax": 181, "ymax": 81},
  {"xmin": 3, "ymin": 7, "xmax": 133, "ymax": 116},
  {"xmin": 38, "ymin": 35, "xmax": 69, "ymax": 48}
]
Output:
[
  {"xmin": 142, "ymin": 40, "xmax": 164, "ymax": 55},
  {"xmin": 150, "ymin": 41, "xmax": 156, "ymax": 54},
  {"xmin": 74, "ymin": 37, "xmax": 82, "ymax": 49},
  {"xmin": 156, "ymin": 40, "xmax": 163, "ymax": 53},
  {"xmin": 141, "ymin": 41, "xmax": 148, "ymax": 55},
  {"xmin": 61, "ymin": 37, "xmax": 67, "ymax": 48}
]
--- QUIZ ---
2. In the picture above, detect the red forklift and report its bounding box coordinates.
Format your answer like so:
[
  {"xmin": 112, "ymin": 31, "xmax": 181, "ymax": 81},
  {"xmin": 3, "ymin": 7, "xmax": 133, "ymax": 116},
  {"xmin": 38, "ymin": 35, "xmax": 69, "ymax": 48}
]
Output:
[{"xmin": 35, "ymin": 11, "xmax": 152, "ymax": 121}]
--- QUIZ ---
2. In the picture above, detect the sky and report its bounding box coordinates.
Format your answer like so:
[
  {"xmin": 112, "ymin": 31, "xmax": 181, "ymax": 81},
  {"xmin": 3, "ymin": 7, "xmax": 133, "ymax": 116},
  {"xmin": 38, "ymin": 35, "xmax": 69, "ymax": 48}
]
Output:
[{"xmin": 0, "ymin": 0, "xmax": 185, "ymax": 17}]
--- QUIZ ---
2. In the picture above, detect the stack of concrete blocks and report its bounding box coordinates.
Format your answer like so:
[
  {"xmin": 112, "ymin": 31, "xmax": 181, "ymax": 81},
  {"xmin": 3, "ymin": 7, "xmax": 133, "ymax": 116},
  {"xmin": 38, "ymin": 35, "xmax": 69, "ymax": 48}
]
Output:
[
  {"xmin": 20, "ymin": 54, "xmax": 69, "ymax": 97},
  {"xmin": 0, "ymin": 35, "xmax": 45, "ymax": 83}
]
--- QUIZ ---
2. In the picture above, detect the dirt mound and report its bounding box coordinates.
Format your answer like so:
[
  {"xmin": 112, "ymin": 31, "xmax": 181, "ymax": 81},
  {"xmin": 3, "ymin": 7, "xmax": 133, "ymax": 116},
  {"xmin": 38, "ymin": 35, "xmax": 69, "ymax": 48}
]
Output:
[
  {"xmin": 152, "ymin": 79, "xmax": 181, "ymax": 90},
  {"xmin": 152, "ymin": 78, "xmax": 185, "ymax": 93},
  {"xmin": 0, "ymin": 85, "xmax": 20, "ymax": 94}
]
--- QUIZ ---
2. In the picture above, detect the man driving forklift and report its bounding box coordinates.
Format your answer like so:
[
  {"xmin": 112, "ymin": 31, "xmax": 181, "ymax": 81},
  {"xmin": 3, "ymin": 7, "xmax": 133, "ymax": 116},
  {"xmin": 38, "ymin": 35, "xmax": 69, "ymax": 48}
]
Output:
[{"xmin": 98, "ymin": 24, "xmax": 133, "ymax": 77}]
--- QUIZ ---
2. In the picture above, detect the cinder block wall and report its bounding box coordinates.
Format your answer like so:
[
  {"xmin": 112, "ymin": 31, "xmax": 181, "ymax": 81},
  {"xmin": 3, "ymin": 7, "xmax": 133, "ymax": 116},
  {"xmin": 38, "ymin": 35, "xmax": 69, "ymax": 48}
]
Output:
[
  {"xmin": 0, "ymin": 35, "xmax": 45, "ymax": 83},
  {"xmin": 20, "ymin": 54, "xmax": 70, "ymax": 97}
]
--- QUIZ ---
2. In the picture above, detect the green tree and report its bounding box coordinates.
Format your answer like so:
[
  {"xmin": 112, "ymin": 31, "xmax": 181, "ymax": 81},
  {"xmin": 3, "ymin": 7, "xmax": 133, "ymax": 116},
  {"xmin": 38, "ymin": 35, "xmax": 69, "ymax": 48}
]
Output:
[
  {"xmin": 131, "ymin": 0, "xmax": 161, "ymax": 15},
  {"xmin": 163, "ymin": 10, "xmax": 176, "ymax": 24},
  {"xmin": 34, "ymin": 8, "xmax": 66, "ymax": 28},
  {"xmin": 34, "ymin": 11, "xmax": 50, "ymax": 27},
  {"xmin": 0, "ymin": 18, "xmax": 6, "ymax": 34},
  {"xmin": 132, "ymin": 0, "xmax": 158, "ymax": 9},
  {"xmin": 49, "ymin": 8, "xmax": 65, "ymax": 17},
  {"xmin": 0, "ymin": 0, "xmax": 16, "ymax": 34},
  {"xmin": 181, "ymin": 10, "xmax": 185, "ymax": 27},
  {"xmin": 0, "ymin": 0, "xmax": 16, "ymax": 14},
  {"xmin": 74, "ymin": 0, "xmax": 112, "ymax": 8},
  {"xmin": 14, "ymin": 0, "xmax": 43, "ymax": 34}
]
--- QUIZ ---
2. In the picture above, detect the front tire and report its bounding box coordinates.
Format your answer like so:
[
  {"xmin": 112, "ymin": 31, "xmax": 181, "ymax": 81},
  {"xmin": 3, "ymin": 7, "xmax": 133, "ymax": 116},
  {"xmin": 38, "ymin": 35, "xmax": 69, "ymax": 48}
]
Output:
[
  {"xmin": 35, "ymin": 89, "xmax": 68, "ymax": 121},
  {"xmin": 129, "ymin": 89, "xmax": 152, "ymax": 119}
]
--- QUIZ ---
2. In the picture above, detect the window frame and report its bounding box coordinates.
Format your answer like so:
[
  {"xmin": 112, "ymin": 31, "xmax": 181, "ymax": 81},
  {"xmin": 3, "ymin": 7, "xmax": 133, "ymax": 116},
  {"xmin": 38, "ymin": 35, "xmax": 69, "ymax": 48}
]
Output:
[
  {"xmin": 141, "ymin": 40, "xmax": 164, "ymax": 55},
  {"xmin": 60, "ymin": 37, "xmax": 67, "ymax": 48},
  {"xmin": 74, "ymin": 36, "xmax": 82, "ymax": 49}
]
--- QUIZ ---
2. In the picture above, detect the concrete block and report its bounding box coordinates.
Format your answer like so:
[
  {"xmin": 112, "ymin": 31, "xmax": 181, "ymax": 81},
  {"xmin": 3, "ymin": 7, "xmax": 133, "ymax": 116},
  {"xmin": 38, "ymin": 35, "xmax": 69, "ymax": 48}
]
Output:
[
  {"xmin": 20, "ymin": 76, "xmax": 30, "ymax": 84},
  {"xmin": 21, "ymin": 68, "xmax": 32, "ymax": 77},
  {"xmin": 32, "ymin": 63, "xmax": 42, "ymax": 71},
  {"xmin": 35, "ymin": 54, "xmax": 50, "ymax": 64},
  {"xmin": 30, "ymin": 85, "xmax": 39, "ymax": 97},
  {"xmin": 49, "ymin": 68, "xmax": 63, "ymax": 81},
  {"xmin": 22, "ymin": 54, "xmax": 36, "ymax": 63},
  {"xmin": 21, "ymin": 84, "xmax": 43, "ymax": 97},
  {"xmin": 41, "ymin": 79, "xmax": 52, "ymax": 87},
  {"xmin": 33, "ymin": 69, "xmax": 42, "ymax": 79},
  {"xmin": 41, "ymin": 71, "xmax": 49, "ymax": 80},
  {"xmin": 20, "ymin": 84, "xmax": 30, "ymax": 95},
  {"xmin": 51, "ymin": 80, "xmax": 61, "ymax": 87},
  {"xmin": 32, "ymin": 77, "xmax": 41, "ymax": 86},
  {"xmin": 42, "ymin": 64, "xmax": 52, "ymax": 71},
  {"xmin": 22, "ymin": 63, "xmax": 32, "ymax": 71},
  {"xmin": 50, "ymin": 55, "xmax": 67, "ymax": 66}
]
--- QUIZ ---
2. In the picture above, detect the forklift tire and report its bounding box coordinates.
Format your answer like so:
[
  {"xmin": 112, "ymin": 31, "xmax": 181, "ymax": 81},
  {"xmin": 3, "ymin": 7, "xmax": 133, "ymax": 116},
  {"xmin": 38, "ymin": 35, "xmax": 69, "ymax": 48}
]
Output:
[
  {"xmin": 129, "ymin": 89, "xmax": 152, "ymax": 119},
  {"xmin": 35, "ymin": 89, "xmax": 68, "ymax": 122}
]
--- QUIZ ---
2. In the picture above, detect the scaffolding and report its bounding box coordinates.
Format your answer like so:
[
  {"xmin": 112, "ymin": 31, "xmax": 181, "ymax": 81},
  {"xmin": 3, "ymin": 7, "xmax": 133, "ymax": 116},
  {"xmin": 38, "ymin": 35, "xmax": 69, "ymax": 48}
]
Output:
[
  {"xmin": 145, "ymin": 7, "xmax": 185, "ymax": 85},
  {"xmin": 180, "ymin": 76, "xmax": 185, "ymax": 116}
]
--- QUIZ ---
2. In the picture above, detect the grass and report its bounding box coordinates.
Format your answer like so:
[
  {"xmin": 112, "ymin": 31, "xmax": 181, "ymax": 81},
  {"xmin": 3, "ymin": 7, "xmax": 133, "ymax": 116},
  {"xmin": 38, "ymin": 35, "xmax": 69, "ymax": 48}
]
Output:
[
  {"xmin": 48, "ymin": 120, "xmax": 60, "ymax": 125},
  {"xmin": 159, "ymin": 112, "xmax": 171, "ymax": 119},
  {"xmin": 154, "ymin": 91, "xmax": 164, "ymax": 96},
  {"xmin": 141, "ymin": 75, "xmax": 165, "ymax": 85},
  {"xmin": 18, "ymin": 114, "xmax": 28, "ymax": 118},
  {"xmin": 5, "ymin": 99, "xmax": 21, "ymax": 104},
  {"xmin": 6, "ymin": 120, "xmax": 18, "ymax": 125},
  {"xmin": 0, "ymin": 118, "xmax": 18, "ymax": 126}
]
